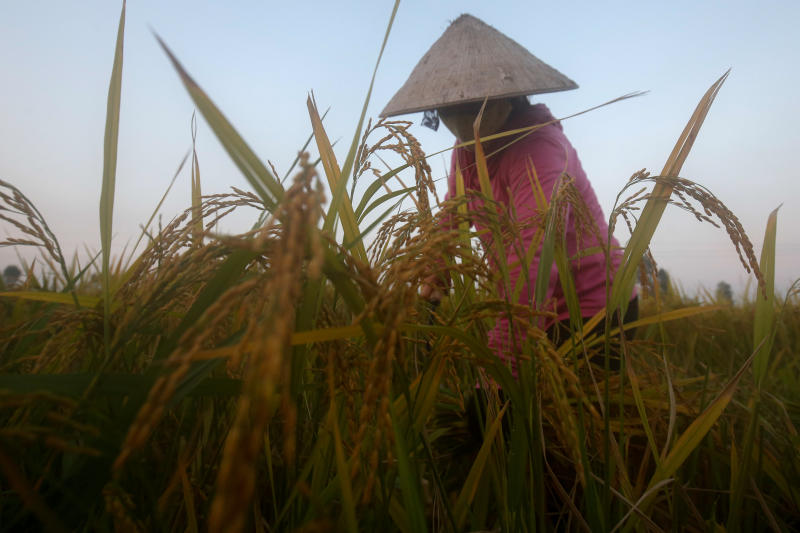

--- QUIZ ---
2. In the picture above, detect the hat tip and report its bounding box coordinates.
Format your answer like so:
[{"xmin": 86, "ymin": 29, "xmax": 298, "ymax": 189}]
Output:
[{"xmin": 452, "ymin": 13, "xmax": 481, "ymax": 25}]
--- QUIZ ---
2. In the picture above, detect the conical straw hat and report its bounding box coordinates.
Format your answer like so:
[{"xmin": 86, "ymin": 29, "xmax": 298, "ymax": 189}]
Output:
[{"xmin": 381, "ymin": 14, "xmax": 578, "ymax": 117}]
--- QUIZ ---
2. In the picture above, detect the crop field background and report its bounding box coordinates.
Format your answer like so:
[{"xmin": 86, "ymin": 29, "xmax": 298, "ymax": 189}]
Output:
[{"xmin": 1, "ymin": 2, "xmax": 799, "ymax": 532}]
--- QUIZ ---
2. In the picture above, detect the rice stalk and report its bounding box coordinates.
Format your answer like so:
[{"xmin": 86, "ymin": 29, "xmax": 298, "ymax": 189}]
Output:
[
  {"xmin": 209, "ymin": 164, "xmax": 324, "ymax": 532},
  {"xmin": 0, "ymin": 180, "xmax": 77, "ymax": 302}
]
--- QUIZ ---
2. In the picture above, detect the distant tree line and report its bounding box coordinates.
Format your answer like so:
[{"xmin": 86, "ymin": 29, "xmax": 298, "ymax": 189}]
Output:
[{"xmin": 639, "ymin": 255, "xmax": 734, "ymax": 302}]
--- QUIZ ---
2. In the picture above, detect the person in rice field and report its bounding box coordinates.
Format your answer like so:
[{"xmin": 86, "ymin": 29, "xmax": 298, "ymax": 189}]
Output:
[{"xmin": 380, "ymin": 14, "xmax": 638, "ymax": 370}]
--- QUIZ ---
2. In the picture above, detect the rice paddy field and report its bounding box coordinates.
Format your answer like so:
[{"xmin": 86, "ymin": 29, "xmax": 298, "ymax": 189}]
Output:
[{"xmin": 1, "ymin": 3, "xmax": 799, "ymax": 532}]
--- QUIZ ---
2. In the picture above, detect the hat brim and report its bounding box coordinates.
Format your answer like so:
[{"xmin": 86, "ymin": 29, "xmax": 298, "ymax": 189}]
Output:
[{"xmin": 380, "ymin": 14, "xmax": 578, "ymax": 118}]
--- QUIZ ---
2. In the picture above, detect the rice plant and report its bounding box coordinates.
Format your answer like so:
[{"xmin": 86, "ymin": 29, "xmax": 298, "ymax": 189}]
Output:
[{"xmin": 1, "ymin": 2, "xmax": 798, "ymax": 531}]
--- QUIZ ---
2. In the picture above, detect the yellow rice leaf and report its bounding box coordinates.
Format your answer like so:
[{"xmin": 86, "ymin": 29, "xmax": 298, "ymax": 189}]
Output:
[
  {"xmin": 0, "ymin": 291, "xmax": 100, "ymax": 308},
  {"xmin": 619, "ymin": 305, "xmax": 722, "ymax": 330},
  {"xmin": 291, "ymin": 324, "xmax": 368, "ymax": 345},
  {"xmin": 558, "ymin": 305, "xmax": 720, "ymax": 356},
  {"xmin": 190, "ymin": 112, "xmax": 203, "ymax": 246}
]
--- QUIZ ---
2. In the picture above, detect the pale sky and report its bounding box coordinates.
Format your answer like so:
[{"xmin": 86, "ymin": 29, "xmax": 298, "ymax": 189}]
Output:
[{"xmin": 1, "ymin": 0, "xmax": 798, "ymax": 297}]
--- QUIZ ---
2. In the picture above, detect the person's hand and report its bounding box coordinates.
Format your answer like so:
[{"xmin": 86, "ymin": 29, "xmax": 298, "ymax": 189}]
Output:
[{"xmin": 419, "ymin": 274, "xmax": 445, "ymax": 303}]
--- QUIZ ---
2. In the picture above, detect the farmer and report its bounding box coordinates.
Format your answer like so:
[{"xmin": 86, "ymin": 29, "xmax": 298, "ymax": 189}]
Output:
[{"xmin": 380, "ymin": 14, "xmax": 638, "ymax": 367}]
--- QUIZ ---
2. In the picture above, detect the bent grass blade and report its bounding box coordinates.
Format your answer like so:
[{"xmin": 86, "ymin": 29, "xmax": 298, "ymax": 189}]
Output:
[{"xmin": 154, "ymin": 35, "xmax": 284, "ymax": 212}]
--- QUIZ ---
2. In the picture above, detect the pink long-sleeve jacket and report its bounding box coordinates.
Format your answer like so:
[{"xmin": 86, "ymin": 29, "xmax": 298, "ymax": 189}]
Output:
[{"xmin": 443, "ymin": 103, "xmax": 628, "ymax": 362}]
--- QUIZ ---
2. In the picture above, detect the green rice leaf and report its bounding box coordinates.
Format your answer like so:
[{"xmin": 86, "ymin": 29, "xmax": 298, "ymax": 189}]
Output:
[
  {"xmin": 611, "ymin": 71, "xmax": 729, "ymax": 314},
  {"xmin": 190, "ymin": 112, "xmax": 203, "ymax": 246},
  {"xmin": 100, "ymin": 0, "xmax": 126, "ymax": 357},
  {"xmin": 624, "ymin": 346, "xmax": 757, "ymax": 531},
  {"xmin": 353, "ymin": 164, "xmax": 409, "ymax": 219},
  {"xmin": 390, "ymin": 403, "xmax": 428, "ymax": 533},
  {"xmin": 337, "ymin": 0, "xmax": 400, "ymax": 209},
  {"xmin": 169, "ymin": 358, "xmax": 235, "ymax": 406},
  {"xmin": 317, "ymin": 0, "xmax": 399, "ymax": 260},
  {"xmin": 753, "ymin": 206, "xmax": 779, "ymax": 386},
  {"xmin": 406, "ymin": 323, "xmax": 520, "ymax": 405},
  {"xmin": 511, "ymin": 160, "xmax": 547, "ymax": 303},
  {"xmin": 308, "ymin": 96, "xmax": 367, "ymax": 262},
  {"xmin": 345, "ymin": 196, "xmax": 405, "ymax": 250},
  {"xmin": 328, "ymin": 393, "xmax": 358, "ymax": 533},
  {"xmin": 154, "ymin": 35, "xmax": 284, "ymax": 212},
  {"xmin": 390, "ymin": 352, "xmax": 446, "ymax": 433},
  {"xmin": 356, "ymin": 186, "xmax": 415, "ymax": 224},
  {"xmin": 388, "ymin": 496, "xmax": 413, "ymax": 533},
  {"xmin": 472, "ymin": 102, "xmax": 495, "ymax": 204},
  {"xmin": 534, "ymin": 191, "xmax": 557, "ymax": 311},
  {"xmin": 625, "ymin": 361, "xmax": 661, "ymax": 470},
  {"xmin": 566, "ymin": 305, "xmax": 724, "ymax": 354},
  {"xmin": 506, "ymin": 408, "xmax": 528, "ymax": 512},
  {"xmin": 554, "ymin": 232, "xmax": 582, "ymax": 328},
  {"xmin": 453, "ymin": 401, "xmax": 509, "ymax": 530},
  {"xmin": 281, "ymin": 107, "xmax": 329, "ymax": 184},
  {"xmin": 471, "ymin": 102, "xmax": 512, "ymax": 306},
  {"xmin": 411, "ymin": 353, "xmax": 447, "ymax": 432},
  {"xmin": 126, "ymin": 150, "xmax": 189, "ymax": 266}
]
